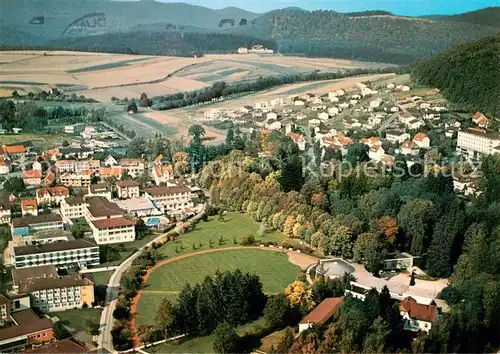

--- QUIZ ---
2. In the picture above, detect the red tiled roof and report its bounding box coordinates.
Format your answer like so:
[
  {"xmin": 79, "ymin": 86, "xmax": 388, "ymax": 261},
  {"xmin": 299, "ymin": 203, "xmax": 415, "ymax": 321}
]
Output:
[
  {"xmin": 37, "ymin": 186, "xmax": 69, "ymax": 198},
  {"xmin": 154, "ymin": 164, "xmax": 173, "ymax": 178},
  {"xmin": 0, "ymin": 309, "xmax": 53, "ymax": 341},
  {"xmin": 91, "ymin": 217, "xmax": 135, "ymax": 229},
  {"xmin": 23, "ymin": 170, "xmax": 42, "ymax": 179},
  {"xmin": 25, "ymin": 338, "xmax": 88, "ymax": 353},
  {"xmin": 399, "ymin": 297, "xmax": 437, "ymax": 322},
  {"xmin": 300, "ymin": 297, "xmax": 343, "ymax": 325},
  {"xmin": 99, "ymin": 167, "xmax": 122, "ymax": 176},
  {"xmin": 402, "ymin": 140, "xmax": 416, "ymax": 149},
  {"xmin": 287, "ymin": 132, "xmax": 304, "ymax": 143},
  {"xmin": 2, "ymin": 144, "xmax": 25, "ymax": 154},
  {"xmin": 21, "ymin": 198, "xmax": 38, "ymax": 210},
  {"xmin": 413, "ymin": 133, "xmax": 428, "ymax": 142}
]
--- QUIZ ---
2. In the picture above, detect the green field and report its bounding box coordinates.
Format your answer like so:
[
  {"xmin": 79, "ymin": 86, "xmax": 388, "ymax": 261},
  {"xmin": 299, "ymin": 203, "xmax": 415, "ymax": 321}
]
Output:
[
  {"xmin": 52, "ymin": 308, "xmax": 102, "ymax": 334},
  {"xmin": 157, "ymin": 212, "xmax": 297, "ymax": 259},
  {"xmin": 147, "ymin": 317, "xmax": 269, "ymax": 353},
  {"xmin": 91, "ymin": 270, "xmax": 113, "ymax": 285},
  {"xmin": 135, "ymin": 249, "xmax": 300, "ymax": 327},
  {"xmin": 0, "ymin": 133, "xmax": 77, "ymax": 151}
]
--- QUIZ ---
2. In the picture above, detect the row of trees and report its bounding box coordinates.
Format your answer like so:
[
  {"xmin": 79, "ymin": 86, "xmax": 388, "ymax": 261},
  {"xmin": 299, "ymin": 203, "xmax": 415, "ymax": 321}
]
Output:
[{"xmin": 152, "ymin": 67, "xmax": 393, "ymax": 111}]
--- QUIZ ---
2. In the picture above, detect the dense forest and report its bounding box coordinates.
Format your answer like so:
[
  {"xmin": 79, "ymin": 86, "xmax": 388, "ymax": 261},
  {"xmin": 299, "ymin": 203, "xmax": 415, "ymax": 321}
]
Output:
[
  {"xmin": 440, "ymin": 7, "xmax": 500, "ymax": 29},
  {"xmin": 194, "ymin": 125, "xmax": 500, "ymax": 352},
  {"xmin": 0, "ymin": 32, "xmax": 276, "ymax": 57},
  {"xmin": 233, "ymin": 8, "xmax": 500, "ymax": 64},
  {"xmin": 410, "ymin": 34, "xmax": 500, "ymax": 116}
]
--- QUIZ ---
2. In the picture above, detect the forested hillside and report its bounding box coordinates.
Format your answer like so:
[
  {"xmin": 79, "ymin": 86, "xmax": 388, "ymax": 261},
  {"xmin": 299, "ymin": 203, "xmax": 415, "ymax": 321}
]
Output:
[
  {"xmin": 234, "ymin": 9, "xmax": 500, "ymax": 63},
  {"xmin": 19, "ymin": 32, "xmax": 276, "ymax": 57},
  {"xmin": 440, "ymin": 7, "xmax": 500, "ymax": 29},
  {"xmin": 410, "ymin": 34, "xmax": 500, "ymax": 116}
]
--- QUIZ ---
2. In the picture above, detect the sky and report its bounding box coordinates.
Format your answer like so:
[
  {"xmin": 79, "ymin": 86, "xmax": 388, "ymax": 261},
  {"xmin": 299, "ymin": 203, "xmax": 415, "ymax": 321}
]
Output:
[{"xmin": 156, "ymin": 0, "xmax": 500, "ymax": 16}]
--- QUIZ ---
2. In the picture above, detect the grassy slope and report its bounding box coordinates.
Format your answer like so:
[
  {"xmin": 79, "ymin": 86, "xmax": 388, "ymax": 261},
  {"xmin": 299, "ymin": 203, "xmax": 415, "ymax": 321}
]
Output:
[{"xmin": 52, "ymin": 308, "xmax": 102, "ymax": 333}]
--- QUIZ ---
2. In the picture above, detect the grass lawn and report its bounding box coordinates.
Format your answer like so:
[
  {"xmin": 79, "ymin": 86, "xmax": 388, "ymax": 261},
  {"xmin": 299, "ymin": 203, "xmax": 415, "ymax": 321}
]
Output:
[
  {"xmin": 135, "ymin": 249, "xmax": 300, "ymax": 327},
  {"xmin": 0, "ymin": 133, "xmax": 77, "ymax": 151},
  {"xmin": 157, "ymin": 212, "xmax": 298, "ymax": 259},
  {"xmin": 147, "ymin": 317, "xmax": 268, "ymax": 353},
  {"xmin": 52, "ymin": 308, "xmax": 102, "ymax": 334},
  {"xmin": 91, "ymin": 270, "xmax": 113, "ymax": 285}
]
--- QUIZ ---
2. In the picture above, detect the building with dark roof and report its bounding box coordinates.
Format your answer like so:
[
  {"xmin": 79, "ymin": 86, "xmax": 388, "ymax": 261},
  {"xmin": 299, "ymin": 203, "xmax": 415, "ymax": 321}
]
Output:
[
  {"xmin": 11, "ymin": 214, "xmax": 63, "ymax": 237},
  {"xmin": 13, "ymin": 239, "xmax": 99, "ymax": 269},
  {"xmin": 144, "ymin": 186, "xmax": 194, "ymax": 217},
  {"xmin": 0, "ymin": 309, "xmax": 53, "ymax": 352},
  {"xmin": 25, "ymin": 338, "xmax": 88, "ymax": 353}
]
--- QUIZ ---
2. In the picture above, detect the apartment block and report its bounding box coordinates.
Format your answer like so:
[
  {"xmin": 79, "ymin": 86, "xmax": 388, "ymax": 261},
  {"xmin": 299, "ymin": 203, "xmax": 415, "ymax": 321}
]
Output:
[
  {"xmin": 116, "ymin": 180, "xmax": 140, "ymax": 199},
  {"xmin": 145, "ymin": 186, "xmax": 194, "ymax": 216},
  {"xmin": 456, "ymin": 128, "xmax": 500, "ymax": 158}
]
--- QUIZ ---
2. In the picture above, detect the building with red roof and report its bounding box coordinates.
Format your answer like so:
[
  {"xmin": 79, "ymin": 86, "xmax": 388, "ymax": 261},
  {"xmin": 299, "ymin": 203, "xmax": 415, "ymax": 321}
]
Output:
[
  {"xmin": 399, "ymin": 296, "xmax": 437, "ymax": 333},
  {"xmin": 21, "ymin": 198, "xmax": 38, "ymax": 217},
  {"xmin": 23, "ymin": 170, "xmax": 42, "ymax": 186},
  {"xmin": 412, "ymin": 132, "xmax": 430, "ymax": 149},
  {"xmin": 299, "ymin": 297, "xmax": 343, "ymax": 334}
]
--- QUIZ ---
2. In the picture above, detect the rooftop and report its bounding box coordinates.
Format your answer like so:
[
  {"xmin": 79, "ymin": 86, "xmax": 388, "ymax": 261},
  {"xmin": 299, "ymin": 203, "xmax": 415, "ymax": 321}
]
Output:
[
  {"xmin": 14, "ymin": 239, "xmax": 97, "ymax": 256},
  {"xmin": 300, "ymin": 297, "xmax": 343, "ymax": 325},
  {"xmin": 12, "ymin": 213, "xmax": 63, "ymax": 228},
  {"xmin": 399, "ymin": 296, "xmax": 437, "ymax": 322},
  {"xmin": 0, "ymin": 309, "xmax": 52, "ymax": 341},
  {"xmin": 11, "ymin": 264, "xmax": 58, "ymax": 287},
  {"xmin": 89, "ymin": 183, "xmax": 111, "ymax": 193},
  {"xmin": 87, "ymin": 196, "xmax": 123, "ymax": 218},
  {"xmin": 145, "ymin": 186, "xmax": 191, "ymax": 196},
  {"xmin": 116, "ymin": 180, "xmax": 140, "ymax": 188},
  {"xmin": 25, "ymin": 338, "xmax": 88, "ymax": 353},
  {"xmin": 18, "ymin": 273, "xmax": 93, "ymax": 293},
  {"xmin": 91, "ymin": 217, "xmax": 135, "ymax": 230}
]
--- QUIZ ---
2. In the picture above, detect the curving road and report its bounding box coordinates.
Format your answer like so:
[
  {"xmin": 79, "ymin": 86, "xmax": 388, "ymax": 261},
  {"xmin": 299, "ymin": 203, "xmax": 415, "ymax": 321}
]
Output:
[{"xmin": 97, "ymin": 204, "xmax": 206, "ymax": 352}]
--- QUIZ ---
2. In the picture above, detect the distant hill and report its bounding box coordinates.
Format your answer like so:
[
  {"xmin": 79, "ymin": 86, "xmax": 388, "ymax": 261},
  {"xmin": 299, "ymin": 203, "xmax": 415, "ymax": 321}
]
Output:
[
  {"xmin": 410, "ymin": 34, "xmax": 500, "ymax": 116},
  {"xmin": 231, "ymin": 8, "xmax": 500, "ymax": 64},
  {"xmin": 435, "ymin": 7, "xmax": 500, "ymax": 29},
  {"xmin": 0, "ymin": 0, "xmax": 260, "ymax": 45}
]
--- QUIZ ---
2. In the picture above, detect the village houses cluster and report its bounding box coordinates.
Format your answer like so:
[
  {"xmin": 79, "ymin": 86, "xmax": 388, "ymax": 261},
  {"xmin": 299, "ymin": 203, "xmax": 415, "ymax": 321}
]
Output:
[{"xmin": 0, "ymin": 141, "xmax": 203, "ymax": 351}]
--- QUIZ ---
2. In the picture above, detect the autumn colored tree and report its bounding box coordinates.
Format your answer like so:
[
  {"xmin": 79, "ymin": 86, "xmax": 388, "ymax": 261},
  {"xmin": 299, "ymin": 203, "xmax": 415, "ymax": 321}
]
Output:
[
  {"xmin": 283, "ymin": 215, "xmax": 296, "ymax": 236},
  {"xmin": 375, "ymin": 216, "xmax": 398, "ymax": 244},
  {"xmin": 285, "ymin": 281, "xmax": 315, "ymax": 313}
]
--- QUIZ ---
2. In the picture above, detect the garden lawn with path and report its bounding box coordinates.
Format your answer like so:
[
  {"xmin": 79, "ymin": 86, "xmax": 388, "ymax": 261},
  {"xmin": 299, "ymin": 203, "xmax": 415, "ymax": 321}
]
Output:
[{"xmin": 135, "ymin": 248, "xmax": 301, "ymax": 327}]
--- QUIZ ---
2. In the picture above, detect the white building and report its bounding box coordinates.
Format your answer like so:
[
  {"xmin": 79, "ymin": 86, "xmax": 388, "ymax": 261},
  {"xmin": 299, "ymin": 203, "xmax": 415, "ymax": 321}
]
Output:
[
  {"xmin": 370, "ymin": 98, "xmax": 383, "ymax": 109},
  {"xmin": 60, "ymin": 196, "xmax": 88, "ymax": 219},
  {"xmin": 119, "ymin": 158, "xmax": 145, "ymax": 178},
  {"xmin": 145, "ymin": 186, "xmax": 194, "ymax": 217},
  {"xmin": 413, "ymin": 133, "xmax": 430, "ymax": 149},
  {"xmin": 13, "ymin": 239, "xmax": 99, "ymax": 269},
  {"xmin": 116, "ymin": 180, "xmax": 140, "ymax": 199},
  {"xmin": 386, "ymin": 130, "xmax": 410, "ymax": 144},
  {"xmin": 399, "ymin": 297, "xmax": 437, "ymax": 333},
  {"xmin": 318, "ymin": 112, "xmax": 329, "ymax": 121},
  {"xmin": 116, "ymin": 197, "xmax": 162, "ymax": 217},
  {"xmin": 456, "ymin": 128, "xmax": 500, "ymax": 158}
]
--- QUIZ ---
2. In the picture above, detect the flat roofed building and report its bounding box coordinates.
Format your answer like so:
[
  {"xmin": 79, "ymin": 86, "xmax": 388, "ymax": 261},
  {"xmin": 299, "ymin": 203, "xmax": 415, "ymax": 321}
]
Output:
[
  {"xmin": 11, "ymin": 214, "xmax": 63, "ymax": 237},
  {"xmin": 299, "ymin": 297, "xmax": 343, "ymax": 333},
  {"xmin": 13, "ymin": 239, "xmax": 99, "ymax": 269},
  {"xmin": 456, "ymin": 128, "xmax": 500, "ymax": 158},
  {"xmin": 116, "ymin": 196, "xmax": 162, "ymax": 217}
]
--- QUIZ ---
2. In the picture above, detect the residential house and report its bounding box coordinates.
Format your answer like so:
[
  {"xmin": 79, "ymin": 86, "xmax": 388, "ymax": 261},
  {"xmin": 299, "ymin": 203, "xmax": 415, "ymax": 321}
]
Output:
[
  {"xmin": 401, "ymin": 141, "xmax": 418, "ymax": 155},
  {"xmin": 472, "ymin": 112, "xmax": 489, "ymax": 128},
  {"xmin": 266, "ymin": 112, "xmax": 278, "ymax": 121},
  {"xmin": 369, "ymin": 145, "xmax": 385, "ymax": 162},
  {"xmin": 59, "ymin": 171, "xmax": 92, "ymax": 188},
  {"xmin": 335, "ymin": 89, "xmax": 345, "ymax": 96},
  {"xmin": 453, "ymin": 177, "xmax": 480, "ymax": 197},
  {"xmin": 0, "ymin": 198, "xmax": 11, "ymax": 224},
  {"xmin": 413, "ymin": 133, "xmax": 430, "ymax": 149},
  {"xmin": 339, "ymin": 102, "xmax": 349, "ymax": 110},
  {"xmin": 0, "ymin": 144, "xmax": 27, "ymax": 159},
  {"xmin": 84, "ymin": 197, "xmax": 135, "ymax": 245},
  {"xmin": 386, "ymin": 83, "xmax": 395, "ymax": 89},
  {"xmin": 99, "ymin": 167, "xmax": 122, "ymax": 181},
  {"xmin": 399, "ymin": 112, "xmax": 416, "ymax": 125},
  {"xmin": 0, "ymin": 309, "xmax": 54, "ymax": 352},
  {"xmin": 21, "ymin": 199, "xmax": 38, "ymax": 217},
  {"xmin": 11, "ymin": 214, "xmax": 64, "ymax": 237},
  {"xmin": 23, "ymin": 170, "xmax": 42, "ymax": 186},
  {"xmin": 399, "ymin": 297, "xmax": 437, "ymax": 333},
  {"xmin": 287, "ymin": 133, "xmax": 306, "ymax": 151},
  {"xmin": 0, "ymin": 158, "xmax": 10, "ymax": 175},
  {"xmin": 32, "ymin": 160, "xmax": 42, "ymax": 171},
  {"xmin": 75, "ymin": 159, "xmax": 100, "ymax": 174},
  {"xmin": 116, "ymin": 180, "xmax": 140, "ymax": 199},
  {"xmin": 120, "ymin": 158, "xmax": 145, "ymax": 178},
  {"xmin": 381, "ymin": 155, "xmax": 396, "ymax": 168},
  {"xmin": 294, "ymin": 100, "xmax": 305, "ymax": 107},
  {"xmin": 369, "ymin": 98, "xmax": 383, "ymax": 109},
  {"xmin": 88, "ymin": 183, "xmax": 112, "ymax": 200},
  {"xmin": 390, "ymin": 106, "xmax": 400, "ymax": 113},
  {"xmin": 13, "ymin": 239, "xmax": 99, "ymax": 269},
  {"xmin": 265, "ymin": 120, "xmax": 281, "ymax": 131},
  {"xmin": 328, "ymin": 107, "xmax": 339, "ymax": 116},
  {"xmin": 361, "ymin": 137, "xmax": 382, "ymax": 148},
  {"xmin": 60, "ymin": 196, "xmax": 88, "ymax": 219},
  {"xmin": 24, "ymin": 338, "xmax": 88, "ymax": 353},
  {"xmin": 407, "ymin": 119, "xmax": 425, "ymax": 130},
  {"xmin": 145, "ymin": 186, "xmax": 194, "ymax": 217},
  {"xmin": 299, "ymin": 297, "xmax": 343, "ymax": 334},
  {"xmin": 55, "ymin": 160, "xmax": 75, "ymax": 173},
  {"xmin": 386, "ymin": 130, "xmax": 410, "ymax": 144},
  {"xmin": 308, "ymin": 119, "xmax": 321, "ymax": 127},
  {"xmin": 12, "ymin": 266, "xmax": 94, "ymax": 312},
  {"xmin": 36, "ymin": 187, "xmax": 69, "ymax": 206},
  {"xmin": 368, "ymin": 115, "xmax": 382, "ymax": 127},
  {"xmin": 58, "ymin": 147, "xmax": 93, "ymax": 160},
  {"xmin": 321, "ymin": 134, "xmax": 353, "ymax": 155},
  {"xmin": 104, "ymin": 155, "xmax": 118, "ymax": 167},
  {"xmin": 456, "ymin": 128, "xmax": 500, "ymax": 158},
  {"xmin": 318, "ymin": 112, "xmax": 329, "ymax": 121},
  {"xmin": 153, "ymin": 164, "xmax": 174, "ymax": 185}
]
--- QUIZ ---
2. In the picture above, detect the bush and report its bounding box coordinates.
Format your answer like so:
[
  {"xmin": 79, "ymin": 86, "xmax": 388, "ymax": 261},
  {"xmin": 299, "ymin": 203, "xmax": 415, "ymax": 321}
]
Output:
[
  {"xmin": 239, "ymin": 234, "xmax": 256, "ymax": 246},
  {"xmin": 213, "ymin": 323, "xmax": 240, "ymax": 354}
]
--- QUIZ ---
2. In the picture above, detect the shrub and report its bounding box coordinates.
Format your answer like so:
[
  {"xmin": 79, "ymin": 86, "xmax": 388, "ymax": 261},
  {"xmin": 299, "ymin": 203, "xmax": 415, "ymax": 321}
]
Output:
[{"xmin": 239, "ymin": 234, "xmax": 256, "ymax": 246}]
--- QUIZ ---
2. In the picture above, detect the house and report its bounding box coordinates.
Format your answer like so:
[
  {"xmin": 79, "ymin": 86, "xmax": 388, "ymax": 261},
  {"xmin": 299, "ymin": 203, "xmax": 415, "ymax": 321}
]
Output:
[
  {"xmin": 350, "ymin": 99, "xmax": 358, "ymax": 105},
  {"xmin": 11, "ymin": 214, "xmax": 64, "ymax": 237},
  {"xmin": 327, "ymin": 107, "xmax": 339, "ymax": 116},
  {"xmin": 153, "ymin": 164, "xmax": 174, "ymax": 185},
  {"xmin": 104, "ymin": 155, "xmax": 118, "ymax": 167},
  {"xmin": 381, "ymin": 155, "xmax": 396, "ymax": 168},
  {"xmin": 321, "ymin": 134, "xmax": 353, "ymax": 155},
  {"xmin": 120, "ymin": 158, "xmax": 145, "ymax": 178},
  {"xmin": 398, "ymin": 112, "xmax": 415, "ymax": 125},
  {"xmin": 75, "ymin": 159, "xmax": 100, "ymax": 174},
  {"xmin": 64, "ymin": 123, "xmax": 85, "ymax": 135},
  {"xmin": 12, "ymin": 265, "xmax": 94, "ymax": 312},
  {"xmin": 36, "ymin": 187, "xmax": 69, "ymax": 205},
  {"xmin": 308, "ymin": 119, "xmax": 321, "ymax": 127},
  {"xmin": 0, "ymin": 158, "xmax": 10, "ymax": 175},
  {"xmin": 0, "ymin": 144, "xmax": 26, "ymax": 158},
  {"xmin": 84, "ymin": 196, "xmax": 136, "ymax": 245},
  {"xmin": 328, "ymin": 92, "xmax": 338, "ymax": 100},
  {"xmin": 386, "ymin": 83, "xmax": 395, "ymax": 89},
  {"xmin": 368, "ymin": 115, "xmax": 382, "ymax": 126},
  {"xmin": 266, "ymin": 112, "xmax": 278, "ymax": 121},
  {"xmin": 0, "ymin": 198, "xmax": 11, "ymax": 224},
  {"xmin": 369, "ymin": 98, "xmax": 383, "ymax": 109},
  {"xmin": 59, "ymin": 171, "xmax": 92, "ymax": 187},
  {"xmin": 369, "ymin": 145, "xmax": 385, "ymax": 162},
  {"xmin": 407, "ymin": 119, "xmax": 425, "ymax": 130},
  {"xmin": 472, "ymin": 112, "xmax": 489, "ymax": 128},
  {"xmin": 361, "ymin": 137, "xmax": 382, "ymax": 148},
  {"xmin": 58, "ymin": 147, "xmax": 93, "ymax": 160},
  {"xmin": 12, "ymin": 239, "xmax": 99, "ymax": 269},
  {"xmin": 266, "ymin": 120, "xmax": 282, "ymax": 131},
  {"xmin": 145, "ymin": 186, "xmax": 194, "ymax": 217},
  {"xmin": 294, "ymin": 100, "xmax": 305, "ymax": 106},
  {"xmin": 413, "ymin": 133, "xmax": 430, "ymax": 149},
  {"xmin": 386, "ymin": 130, "xmax": 410, "ymax": 144},
  {"xmin": 99, "ymin": 167, "xmax": 122, "ymax": 180},
  {"xmin": 335, "ymin": 89, "xmax": 345, "ymax": 96},
  {"xmin": 116, "ymin": 180, "xmax": 140, "ymax": 199},
  {"xmin": 299, "ymin": 297, "xmax": 343, "ymax": 334},
  {"xmin": 453, "ymin": 177, "xmax": 480, "ymax": 197},
  {"xmin": 60, "ymin": 196, "xmax": 88, "ymax": 219},
  {"xmin": 21, "ymin": 198, "xmax": 38, "ymax": 217},
  {"xmin": 399, "ymin": 297, "xmax": 437, "ymax": 333},
  {"xmin": 401, "ymin": 141, "xmax": 418, "ymax": 155},
  {"xmin": 456, "ymin": 128, "xmax": 500, "ymax": 158},
  {"xmin": 339, "ymin": 102, "xmax": 349, "ymax": 110},
  {"xmin": 0, "ymin": 309, "xmax": 54, "ymax": 352},
  {"xmin": 318, "ymin": 112, "xmax": 329, "ymax": 121},
  {"xmin": 23, "ymin": 170, "xmax": 42, "ymax": 186},
  {"xmin": 287, "ymin": 133, "xmax": 306, "ymax": 151},
  {"xmin": 390, "ymin": 106, "xmax": 400, "ymax": 113},
  {"xmin": 55, "ymin": 160, "xmax": 75, "ymax": 173},
  {"xmin": 88, "ymin": 183, "xmax": 112, "ymax": 200}
]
